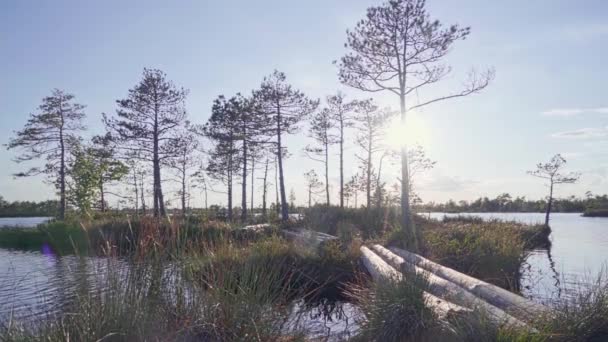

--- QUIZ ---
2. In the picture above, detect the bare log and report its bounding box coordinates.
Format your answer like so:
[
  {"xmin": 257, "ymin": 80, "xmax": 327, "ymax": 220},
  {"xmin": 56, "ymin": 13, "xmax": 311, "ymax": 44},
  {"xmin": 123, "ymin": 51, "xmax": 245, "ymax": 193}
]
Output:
[
  {"xmin": 371, "ymin": 245, "xmax": 530, "ymax": 328},
  {"xmin": 389, "ymin": 247, "xmax": 550, "ymax": 322},
  {"xmin": 240, "ymin": 223, "xmax": 272, "ymax": 232},
  {"xmin": 360, "ymin": 246, "xmax": 471, "ymax": 320},
  {"xmin": 282, "ymin": 228, "xmax": 337, "ymax": 248}
]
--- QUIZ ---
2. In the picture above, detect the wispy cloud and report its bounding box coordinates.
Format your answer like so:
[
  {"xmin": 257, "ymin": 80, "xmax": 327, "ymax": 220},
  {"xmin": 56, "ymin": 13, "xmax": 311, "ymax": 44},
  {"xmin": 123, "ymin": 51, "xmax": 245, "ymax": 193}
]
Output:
[
  {"xmin": 542, "ymin": 107, "xmax": 608, "ymax": 117},
  {"xmin": 551, "ymin": 126, "xmax": 608, "ymax": 139}
]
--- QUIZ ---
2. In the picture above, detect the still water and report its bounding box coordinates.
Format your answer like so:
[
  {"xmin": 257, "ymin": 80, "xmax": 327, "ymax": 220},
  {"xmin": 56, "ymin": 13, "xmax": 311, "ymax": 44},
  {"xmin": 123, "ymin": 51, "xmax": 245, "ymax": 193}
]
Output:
[
  {"xmin": 0, "ymin": 217, "xmax": 359, "ymax": 339},
  {"xmin": 0, "ymin": 217, "xmax": 50, "ymax": 228},
  {"xmin": 1, "ymin": 213, "xmax": 605, "ymax": 332},
  {"xmin": 430, "ymin": 212, "xmax": 608, "ymax": 302}
]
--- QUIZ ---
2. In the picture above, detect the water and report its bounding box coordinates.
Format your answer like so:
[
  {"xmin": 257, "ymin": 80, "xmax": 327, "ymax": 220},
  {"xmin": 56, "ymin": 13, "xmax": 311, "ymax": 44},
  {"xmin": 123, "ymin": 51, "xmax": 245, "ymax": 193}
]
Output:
[
  {"xmin": 0, "ymin": 217, "xmax": 50, "ymax": 228},
  {"xmin": 0, "ymin": 217, "xmax": 359, "ymax": 338},
  {"xmin": 3, "ymin": 213, "xmax": 604, "ymax": 332},
  {"xmin": 429, "ymin": 212, "xmax": 608, "ymax": 302}
]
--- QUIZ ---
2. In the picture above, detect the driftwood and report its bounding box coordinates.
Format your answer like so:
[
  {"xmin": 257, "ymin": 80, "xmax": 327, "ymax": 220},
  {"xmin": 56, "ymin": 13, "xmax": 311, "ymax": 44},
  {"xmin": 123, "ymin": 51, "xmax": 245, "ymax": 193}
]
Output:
[
  {"xmin": 360, "ymin": 246, "xmax": 471, "ymax": 320},
  {"xmin": 240, "ymin": 223, "xmax": 272, "ymax": 232},
  {"xmin": 282, "ymin": 228, "xmax": 338, "ymax": 248},
  {"xmin": 389, "ymin": 247, "xmax": 550, "ymax": 322},
  {"xmin": 371, "ymin": 245, "xmax": 530, "ymax": 329}
]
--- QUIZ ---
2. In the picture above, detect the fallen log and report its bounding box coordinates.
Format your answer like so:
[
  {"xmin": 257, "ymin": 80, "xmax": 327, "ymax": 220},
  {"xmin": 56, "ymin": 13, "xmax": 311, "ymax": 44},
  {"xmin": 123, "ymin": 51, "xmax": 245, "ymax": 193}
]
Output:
[
  {"xmin": 371, "ymin": 245, "xmax": 530, "ymax": 329},
  {"xmin": 282, "ymin": 228, "xmax": 337, "ymax": 248},
  {"xmin": 240, "ymin": 223, "xmax": 272, "ymax": 231},
  {"xmin": 360, "ymin": 246, "xmax": 471, "ymax": 320},
  {"xmin": 389, "ymin": 247, "xmax": 550, "ymax": 322}
]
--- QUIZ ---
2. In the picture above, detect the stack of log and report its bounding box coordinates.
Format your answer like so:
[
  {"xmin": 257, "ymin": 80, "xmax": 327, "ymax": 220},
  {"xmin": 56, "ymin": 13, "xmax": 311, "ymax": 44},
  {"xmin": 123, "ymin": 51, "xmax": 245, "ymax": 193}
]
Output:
[{"xmin": 360, "ymin": 244, "xmax": 551, "ymax": 329}]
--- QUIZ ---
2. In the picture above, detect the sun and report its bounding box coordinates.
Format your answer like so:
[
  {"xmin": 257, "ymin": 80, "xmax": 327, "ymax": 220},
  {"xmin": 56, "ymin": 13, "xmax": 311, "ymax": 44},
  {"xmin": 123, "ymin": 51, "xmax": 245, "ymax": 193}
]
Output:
[{"xmin": 385, "ymin": 113, "xmax": 429, "ymax": 150}]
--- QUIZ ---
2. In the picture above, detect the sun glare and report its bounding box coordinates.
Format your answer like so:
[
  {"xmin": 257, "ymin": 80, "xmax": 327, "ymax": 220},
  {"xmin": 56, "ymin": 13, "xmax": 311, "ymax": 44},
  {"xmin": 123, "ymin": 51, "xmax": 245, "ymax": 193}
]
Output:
[{"xmin": 385, "ymin": 114, "xmax": 429, "ymax": 150}]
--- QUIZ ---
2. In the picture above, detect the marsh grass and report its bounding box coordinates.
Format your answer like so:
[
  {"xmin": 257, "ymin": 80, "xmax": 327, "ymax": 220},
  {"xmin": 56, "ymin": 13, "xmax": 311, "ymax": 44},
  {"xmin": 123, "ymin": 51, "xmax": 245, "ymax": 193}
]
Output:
[
  {"xmin": 384, "ymin": 216, "xmax": 551, "ymax": 291},
  {"xmin": 0, "ymin": 217, "xmax": 279, "ymax": 257},
  {"xmin": 346, "ymin": 270, "xmax": 438, "ymax": 342},
  {"xmin": 303, "ymin": 206, "xmax": 400, "ymax": 240},
  {"xmin": 0, "ymin": 216, "xmax": 363, "ymax": 341},
  {"xmin": 0, "ymin": 238, "xmax": 312, "ymax": 341}
]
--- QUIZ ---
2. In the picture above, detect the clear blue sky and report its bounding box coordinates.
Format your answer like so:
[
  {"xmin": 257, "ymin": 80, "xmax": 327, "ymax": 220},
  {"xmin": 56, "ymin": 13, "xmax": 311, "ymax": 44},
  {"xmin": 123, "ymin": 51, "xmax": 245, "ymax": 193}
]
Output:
[{"xmin": 1, "ymin": 0, "xmax": 607, "ymax": 207}]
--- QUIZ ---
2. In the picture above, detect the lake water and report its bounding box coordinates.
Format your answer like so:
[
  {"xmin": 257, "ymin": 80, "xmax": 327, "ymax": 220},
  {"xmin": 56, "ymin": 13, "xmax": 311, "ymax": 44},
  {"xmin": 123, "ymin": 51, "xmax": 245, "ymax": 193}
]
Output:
[
  {"xmin": 0, "ymin": 216, "xmax": 50, "ymax": 228},
  {"xmin": 429, "ymin": 212, "xmax": 608, "ymax": 302},
  {"xmin": 1, "ymin": 213, "xmax": 605, "ymax": 332},
  {"xmin": 0, "ymin": 217, "xmax": 359, "ymax": 339}
]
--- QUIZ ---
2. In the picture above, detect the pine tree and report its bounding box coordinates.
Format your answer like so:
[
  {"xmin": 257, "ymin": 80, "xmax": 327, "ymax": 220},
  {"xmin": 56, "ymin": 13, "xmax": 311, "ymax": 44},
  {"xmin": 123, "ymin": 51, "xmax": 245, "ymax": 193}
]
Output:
[
  {"xmin": 326, "ymin": 92, "xmax": 355, "ymax": 209},
  {"xmin": 338, "ymin": 0, "xmax": 493, "ymax": 248},
  {"xmin": 104, "ymin": 68, "xmax": 189, "ymax": 217},
  {"xmin": 305, "ymin": 108, "xmax": 338, "ymax": 206},
  {"xmin": 203, "ymin": 95, "xmax": 242, "ymax": 221},
  {"xmin": 7, "ymin": 89, "xmax": 86, "ymax": 219},
  {"xmin": 254, "ymin": 71, "xmax": 318, "ymax": 221}
]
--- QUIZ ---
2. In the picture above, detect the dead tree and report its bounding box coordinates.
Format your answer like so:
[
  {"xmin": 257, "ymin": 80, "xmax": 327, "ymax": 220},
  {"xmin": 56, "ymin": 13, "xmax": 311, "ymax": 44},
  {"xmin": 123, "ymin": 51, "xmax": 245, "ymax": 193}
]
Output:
[
  {"xmin": 528, "ymin": 154, "xmax": 580, "ymax": 226},
  {"xmin": 304, "ymin": 169, "xmax": 324, "ymax": 207}
]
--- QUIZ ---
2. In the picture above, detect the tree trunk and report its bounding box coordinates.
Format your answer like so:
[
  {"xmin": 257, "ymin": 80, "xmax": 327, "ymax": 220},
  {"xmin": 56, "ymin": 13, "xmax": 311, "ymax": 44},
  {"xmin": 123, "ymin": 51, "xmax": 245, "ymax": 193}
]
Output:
[
  {"xmin": 376, "ymin": 154, "xmax": 385, "ymax": 210},
  {"xmin": 366, "ymin": 135, "xmax": 372, "ymax": 209},
  {"xmin": 276, "ymin": 108, "xmax": 289, "ymax": 221},
  {"xmin": 308, "ymin": 186, "xmax": 312, "ymax": 208},
  {"xmin": 204, "ymin": 185, "xmax": 208, "ymax": 211},
  {"xmin": 339, "ymin": 119, "xmax": 344, "ymax": 208},
  {"xmin": 241, "ymin": 137, "xmax": 248, "ymax": 221},
  {"xmin": 545, "ymin": 182, "xmax": 554, "ymax": 226},
  {"xmin": 228, "ymin": 154, "xmax": 233, "ymax": 221},
  {"xmin": 251, "ymin": 156, "xmax": 255, "ymax": 213},
  {"xmin": 360, "ymin": 246, "xmax": 471, "ymax": 320},
  {"xmin": 325, "ymin": 141, "xmax": 330, "ymax": 206},
  {"xmin": 140, "ymin": 174, "xmax": 146, "ymax": 215},
  {"xmin": 133, "ymin": 171, "xmax": 139, "ymax": 216},
  {"xmin": 100, "ymin": 179, "xmax": 106, "ymax": 212},
  {"xmin": 58, "ymin": 109, "xmax": 66, "ymax": 220},
  {"xmin": 372, "ymin": 245, "xmax": 531, "ymax": 328},
  {"xmin": 389, "ymin": 246, "xmax": 550, "ymax": 322},
  {"xmin": 181, "ymin": 167, "xmax": 187, "ymax": 216},
  {"xmin": 275, "ymin": 157, "xmax": 280, "ymax": 215},
  {"xmin": 262, "ymin": 158, "xmax": 268, "ymax": 218},
  {"xmin": 399, "ymin": 93, "xmax": 416, "ymax": 248},
  {"xmin": 153, "ymin": 157, "xmax": 165, "ymax": 217}
]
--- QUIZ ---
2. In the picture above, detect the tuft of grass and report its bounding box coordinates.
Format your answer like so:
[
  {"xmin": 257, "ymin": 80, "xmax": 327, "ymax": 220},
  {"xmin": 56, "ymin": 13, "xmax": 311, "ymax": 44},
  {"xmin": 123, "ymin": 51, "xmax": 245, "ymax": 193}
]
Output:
[
  {"xmin": 421, "ymin": 222, "xmax": 526, "ymax": 291},
  {"xmin": 348, "ymin": 272, "xmax": 437, "ymax": 342}
]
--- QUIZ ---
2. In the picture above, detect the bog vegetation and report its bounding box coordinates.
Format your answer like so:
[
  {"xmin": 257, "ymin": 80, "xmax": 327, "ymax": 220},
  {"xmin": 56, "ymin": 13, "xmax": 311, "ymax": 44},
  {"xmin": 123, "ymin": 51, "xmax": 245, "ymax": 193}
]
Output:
[{"xmin": 2, "ymin": 0, "xmax": 606, "ymax": 341}]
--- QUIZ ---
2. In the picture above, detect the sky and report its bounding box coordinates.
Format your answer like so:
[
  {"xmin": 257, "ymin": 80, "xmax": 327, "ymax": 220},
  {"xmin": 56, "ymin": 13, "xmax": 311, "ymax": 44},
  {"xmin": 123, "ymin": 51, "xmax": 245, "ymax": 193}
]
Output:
[{"xmin": 1, "ymin": 0, "xmax": 607, "ymax": 207}]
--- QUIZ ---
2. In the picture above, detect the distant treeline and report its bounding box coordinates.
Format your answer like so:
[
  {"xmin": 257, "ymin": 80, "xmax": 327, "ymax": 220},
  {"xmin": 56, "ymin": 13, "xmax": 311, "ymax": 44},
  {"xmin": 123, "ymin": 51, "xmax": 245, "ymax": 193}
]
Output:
[
  {"xmin": 0, "ymin": 196, "xmax": 58, "ymax": 217},
  {"xmin": 416, "ymin": 193, "xmax": 608, "ymax": 213}
]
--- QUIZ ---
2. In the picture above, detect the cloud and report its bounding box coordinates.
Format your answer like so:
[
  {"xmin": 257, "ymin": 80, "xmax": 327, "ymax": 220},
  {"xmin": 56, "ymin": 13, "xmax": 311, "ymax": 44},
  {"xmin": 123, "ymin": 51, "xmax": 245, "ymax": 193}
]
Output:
[
  {"xmin": 542, "ymin": 107, "xmax": 608, "ymax": 117},
  {"xmin": 551, "ymin": 126, "xmax": 608, "ymax": 139}
]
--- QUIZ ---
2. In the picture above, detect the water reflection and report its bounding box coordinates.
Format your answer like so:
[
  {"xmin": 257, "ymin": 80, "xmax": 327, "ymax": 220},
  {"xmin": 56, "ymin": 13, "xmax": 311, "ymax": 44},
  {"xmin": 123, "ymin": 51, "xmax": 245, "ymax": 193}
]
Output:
[{"xmin": 0, "ymin": 248, "xmax": 362, "ymax": 339}]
